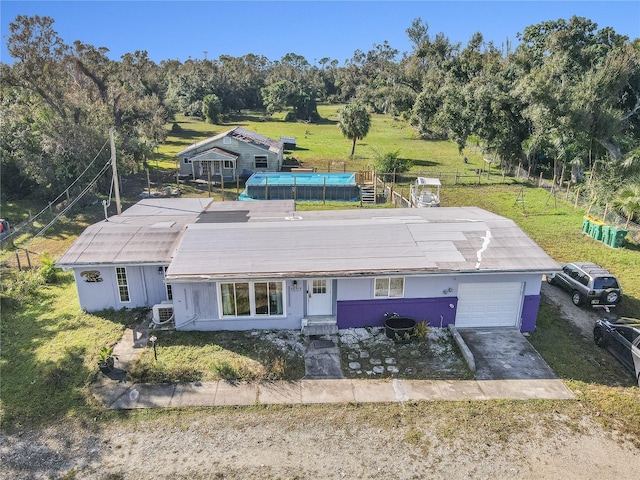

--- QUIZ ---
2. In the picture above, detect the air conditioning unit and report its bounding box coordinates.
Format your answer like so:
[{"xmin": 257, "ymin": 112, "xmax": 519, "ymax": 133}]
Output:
[{"xmin": 152, "ymin": 303, "xmax": 174, "ymax": 325}]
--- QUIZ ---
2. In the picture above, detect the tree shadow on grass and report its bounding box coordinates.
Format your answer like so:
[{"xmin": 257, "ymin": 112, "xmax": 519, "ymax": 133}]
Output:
[{"xmin": 411, "ymin": 158, "xmax": 441, "ymax": 168}]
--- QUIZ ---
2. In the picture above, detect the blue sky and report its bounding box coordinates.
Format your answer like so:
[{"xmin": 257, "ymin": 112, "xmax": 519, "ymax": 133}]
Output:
[{"xmin": 2, "ymin": 1, "xmax": 639, "ymax": 65}]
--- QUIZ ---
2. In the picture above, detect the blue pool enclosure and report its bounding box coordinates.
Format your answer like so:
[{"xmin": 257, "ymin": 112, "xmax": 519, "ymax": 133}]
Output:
[{"xmin": 240, "ymin": 172, "xmax": 360, "ymax": 201}]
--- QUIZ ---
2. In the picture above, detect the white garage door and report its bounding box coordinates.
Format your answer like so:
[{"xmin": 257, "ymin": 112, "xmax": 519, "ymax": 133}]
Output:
[{"xmin": 456, "ymin": 282, "xmax": 523, "ymax": 328}]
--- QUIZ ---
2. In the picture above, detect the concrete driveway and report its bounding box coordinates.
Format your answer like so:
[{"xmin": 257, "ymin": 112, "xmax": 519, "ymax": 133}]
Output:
[{"xmin": 457, "ymin": 328, "xmax": 557, "ymax": 380}]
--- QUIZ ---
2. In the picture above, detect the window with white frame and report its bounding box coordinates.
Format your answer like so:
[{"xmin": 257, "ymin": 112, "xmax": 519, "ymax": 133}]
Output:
[
  {"xmin": 374, "ymin": 277, "xmax": 404, "ymax": 298},
  {"xmin": 223, "ymin": 136, "xmax": 232, "ymax": 145},
  {"xmin": 116, "ymin": 267, "xmax": 130, "ymax": 302},
  {"xmin": 163, "ymin": 267, "xmax": 172, "ymax": 301},
  {"xmin": 254, "ymin": 155, "xmax": 268, "ymax": 168},
  {"xmin": 312, "ymin": 279, "xmax": 327, "ymax": 294},
  {"xmin": 220, "ymin": 281, "xmax": 284, "ymax": 317}
]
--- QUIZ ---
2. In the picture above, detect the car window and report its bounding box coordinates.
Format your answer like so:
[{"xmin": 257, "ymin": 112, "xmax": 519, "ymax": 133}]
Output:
[
  {"xmin": 563, "ymin": 266, "xmax": 574, "ymax": 275},
  {"xmin": 593, "ymin": 277, "xmax": 619, "ymax": 289},
  {"xmin": 578, "ymin": 274, "xmax": 589, "ymax": 286},
  {"xmin": 614, "ymin": 327, "xmax": 635, "ymax": 343}
]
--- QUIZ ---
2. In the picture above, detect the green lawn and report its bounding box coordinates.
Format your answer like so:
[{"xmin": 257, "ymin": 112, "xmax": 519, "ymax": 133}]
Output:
[{"xmin": 156, "ymin": 105, "xmax": 487, "ymax": 176}]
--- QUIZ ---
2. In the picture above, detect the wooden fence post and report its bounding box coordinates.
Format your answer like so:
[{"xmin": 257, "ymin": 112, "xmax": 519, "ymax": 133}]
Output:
[
  {"xmin": 16, "ymin": 252, "xmax": 21, "ymax": 271},
  {"xmin": 24, "ymin": 249, "xmax": 31, "ymax": 269}
]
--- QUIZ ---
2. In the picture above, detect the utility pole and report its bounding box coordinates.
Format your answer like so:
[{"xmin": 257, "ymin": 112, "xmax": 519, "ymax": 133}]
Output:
[{"xmin": 110, "ymin": 128, "xmax": 122, "ymax": 215}]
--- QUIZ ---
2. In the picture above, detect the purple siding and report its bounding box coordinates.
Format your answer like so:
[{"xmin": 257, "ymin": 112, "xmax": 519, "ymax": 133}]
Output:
[
  {"xmin": 521, "ymin": 295, "xmax": 541, "ymax": 332},
  {"xmin": 337, "ymin": 297, "xmax": 457, "ymax": 329}
]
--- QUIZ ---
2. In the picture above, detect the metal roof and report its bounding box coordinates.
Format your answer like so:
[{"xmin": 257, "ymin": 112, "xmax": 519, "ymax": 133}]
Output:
[
  {"xmin": 190, "ymin": 147, "xmax": 239, "ymax": 162},
  {"xmin": 57, "ymin": 199, "xmax": 295, "ymax": 267},
  {"xmin": 57, "ymin": 221, "xmax": 187, "ymax": 266},
  {"xmin": 166, "ymin": 206, "xmax": 560, "ymax": 281},
  {"xmin": 120, "ymin": 198, "xmax": 214, "ymax": 217},
  {"xmin": 177, "ymin": 127, "xmax": 283, "ymax": 157}
]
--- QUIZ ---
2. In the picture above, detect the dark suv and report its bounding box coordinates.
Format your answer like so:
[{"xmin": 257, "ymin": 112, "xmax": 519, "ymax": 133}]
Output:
[{"xmin": 547, "ymin": 262, "xmax": 622, "ymax": 307}]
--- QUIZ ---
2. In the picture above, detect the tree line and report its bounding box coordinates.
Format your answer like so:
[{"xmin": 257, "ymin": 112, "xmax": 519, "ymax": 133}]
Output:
[{"xmin": 1, "ymin": 15, "xmax": 639, "ymax": 221}]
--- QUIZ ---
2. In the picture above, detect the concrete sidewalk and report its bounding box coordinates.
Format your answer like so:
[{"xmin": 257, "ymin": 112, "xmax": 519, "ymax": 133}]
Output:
[
  {"xmin": 92, "ymin": 376, "xmax": 574, "ymax": 410},
  {"xmin": 95, "ymin": 320, "xmax": 575, "ymax": 410}
]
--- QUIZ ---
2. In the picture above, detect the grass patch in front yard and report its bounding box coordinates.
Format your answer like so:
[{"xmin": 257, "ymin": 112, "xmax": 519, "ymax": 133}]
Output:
[
  {"xmin": 128, "ymin": 330, "xmax": 306, "ymax": 383},
  {"xmin": 530, "ymin": 301, "xmax": 634, "ymax": 386},
  {"xmin": 0, "ymin": 272, "xmax": 131, "ymax": 427}
]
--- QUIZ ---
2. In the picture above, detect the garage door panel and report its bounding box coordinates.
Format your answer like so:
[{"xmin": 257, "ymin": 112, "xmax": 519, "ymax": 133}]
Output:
[{"xmin": 456, "ymin": 282, "xmax": 522, "ymax": 328}]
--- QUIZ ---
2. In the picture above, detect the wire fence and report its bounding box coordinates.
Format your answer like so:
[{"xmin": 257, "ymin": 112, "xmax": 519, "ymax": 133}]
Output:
[
  {"xmin": 512, "ymin": 165, "xmax": 640, "ymax": 244},
  {"xmin": 369, "ymin": 164, "xmax": 639, "ymax": 244}
]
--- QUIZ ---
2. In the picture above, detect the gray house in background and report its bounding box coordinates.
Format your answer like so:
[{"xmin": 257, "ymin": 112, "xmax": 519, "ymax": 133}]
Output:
[
  {"xmin": 58, "ymin": 198, "xmax": 560, "ymax": 334},
  {"xmin": 177, "ymin": 127, "xmax": 284, "ymax": 181}
]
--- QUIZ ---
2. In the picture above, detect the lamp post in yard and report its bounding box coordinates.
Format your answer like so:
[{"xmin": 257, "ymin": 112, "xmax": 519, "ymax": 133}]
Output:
[{"xmin": 149, "ymin": 335, "xmax": 158, "ymax": 361}]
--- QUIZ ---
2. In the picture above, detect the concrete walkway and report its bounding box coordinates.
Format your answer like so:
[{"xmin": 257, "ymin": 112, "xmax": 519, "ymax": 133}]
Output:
[
  {"xmin": 93, "ymin": 321, "xmax": 575, "ymax": 410},
  {"xmin": 93, "ymin": 376, "xmax": 574, "ymax": 410}
]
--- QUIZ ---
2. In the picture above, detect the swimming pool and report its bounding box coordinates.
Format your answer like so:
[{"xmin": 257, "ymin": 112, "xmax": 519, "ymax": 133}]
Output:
[{"xmin": 241, "ymin": 172, "xmax": 360, "ymax": 201}]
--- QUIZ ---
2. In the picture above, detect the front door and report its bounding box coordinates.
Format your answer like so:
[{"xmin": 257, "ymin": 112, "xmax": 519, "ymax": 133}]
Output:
[{"xmin": 307, "ymin": 279, "xmax": 332, "ymax": 316}]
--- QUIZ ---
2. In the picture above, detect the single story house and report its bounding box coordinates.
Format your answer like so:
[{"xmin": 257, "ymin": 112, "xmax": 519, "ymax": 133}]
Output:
[
  {"xmin": 177, "ymin": 127, "xmax": 284, "ymax": 181},
  {"xmin": 58, "ymin": 199, "xmax": 560, "ymax": 333}
]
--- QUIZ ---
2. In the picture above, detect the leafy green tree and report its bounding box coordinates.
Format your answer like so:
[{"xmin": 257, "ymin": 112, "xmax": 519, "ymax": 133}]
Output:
[
  {"xmin": 337, "ymin": 102, "xmax": 371, "ymax": 157},
  {"xmin": 202, "ymin": 93, "xmax": 222, "ymax": 123},
  {"xmin": 262, "ymin": 53, "xmax": 323, "ymax": 121},
  {"xmin": 1, "ymin": 15, "xmax": 167, "ymax": 197},
  {"xmin": 372, "ymin": 149, "xmax": 412, "ymax": 173}
]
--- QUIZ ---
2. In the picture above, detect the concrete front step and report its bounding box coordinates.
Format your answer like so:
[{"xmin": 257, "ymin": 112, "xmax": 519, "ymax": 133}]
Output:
[
  {"xmin": 301, "ymin": 316, "xmax": 338, "ymax": 336},
  {"xmin": 302, "ymin": 324, "xmax": 339, "ymax": 336}
]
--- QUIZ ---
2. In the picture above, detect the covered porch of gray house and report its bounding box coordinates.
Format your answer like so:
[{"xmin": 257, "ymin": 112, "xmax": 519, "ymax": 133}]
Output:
[{"xmin": 189, "ymin": 148, "xmax": 239, "ymax": 183}]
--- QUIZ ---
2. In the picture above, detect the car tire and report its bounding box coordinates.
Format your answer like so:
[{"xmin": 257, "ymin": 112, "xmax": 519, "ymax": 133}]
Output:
[
  {"xmin": 594, "ymin": 327, "xmax": 607, "ymax": 348},
  {"xmin": 604, "ymin": 289, "xmax": 619, "ymax": 304},
  {"xmin": 571, "ymin": 291, "xmax": 583, "ymax": 306}
]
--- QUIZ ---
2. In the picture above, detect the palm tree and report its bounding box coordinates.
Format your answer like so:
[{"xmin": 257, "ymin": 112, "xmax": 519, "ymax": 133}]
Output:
[
  {"xmin": 337, "ymin": 102, "xmax": 371, "ymax": 158},
  {"xmin": 612, "ymin": 180, "xmax": 640, "ymax": 228}
]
